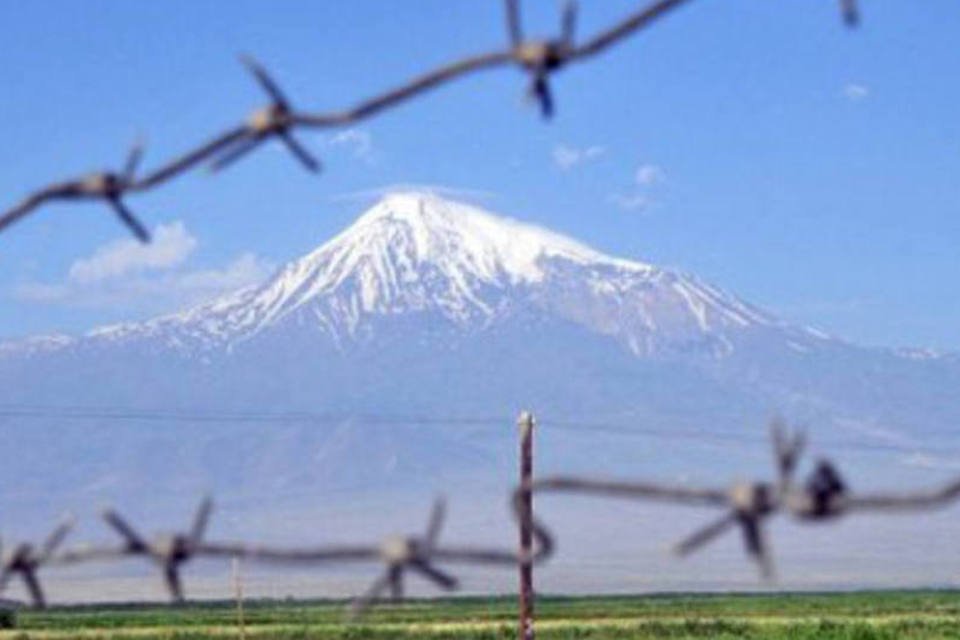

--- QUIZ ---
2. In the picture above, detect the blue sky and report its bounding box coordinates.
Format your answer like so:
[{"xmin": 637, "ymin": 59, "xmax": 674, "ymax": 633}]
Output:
[{"xmin": 1, "ymin": 0, "xmax": 957, "ymax": 350}]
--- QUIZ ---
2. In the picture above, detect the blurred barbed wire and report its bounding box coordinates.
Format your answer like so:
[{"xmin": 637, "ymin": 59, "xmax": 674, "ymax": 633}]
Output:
[
  {"xmin": 527, "ymin": 419, "xmax": 960, "ymax": 580},
  {"xmin": 0, "ymin": 0, "xmax": 858, "ymax": 243},
  {"xmin": 6, "ymin": 414, "xmax": 960, "ymax": 618},
  {"xmin": 2, "ymin": 484, "xmax": 553, "ymax": 615}
]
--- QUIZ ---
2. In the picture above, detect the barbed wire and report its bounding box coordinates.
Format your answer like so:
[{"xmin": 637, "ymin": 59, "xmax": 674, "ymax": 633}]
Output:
[
  {"xmin": 1, "ymin": 486, "xmax": 553, "ymax": 615},
  {"xmin": 527, "ymin": 419, "xmax": 960, "ymax": 581},
  {"xmin": 5, "ymin": 415, "xmax": 960, "ymax": 617},
  {"xmin": 0, "ymin": 0, "xmax": 858, "ymax": 243}
]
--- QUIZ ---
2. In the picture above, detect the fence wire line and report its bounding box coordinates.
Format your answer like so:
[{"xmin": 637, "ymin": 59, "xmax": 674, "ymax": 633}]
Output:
[
  {"xmin": 0, "ymin": 404, "xmax": 953, "ymax": 458},
  {"xmin": 4, "ymin": 416, "xmax": 960, "ymax": 617},
  {"xmin": 0, "ymin": 0, "xmax": 857, "ymax": 243}
]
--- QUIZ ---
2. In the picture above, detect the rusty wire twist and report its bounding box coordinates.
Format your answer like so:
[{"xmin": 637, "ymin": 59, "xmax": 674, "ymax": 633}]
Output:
[{"xmin": 0, "ymin": 0, "xmax": 857, "ymax": 243}]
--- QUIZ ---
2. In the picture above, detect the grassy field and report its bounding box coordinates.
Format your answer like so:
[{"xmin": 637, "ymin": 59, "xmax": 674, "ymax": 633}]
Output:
[{"xmin": 3, "ymin": 591, "xmax": 960, "ymax": 639}]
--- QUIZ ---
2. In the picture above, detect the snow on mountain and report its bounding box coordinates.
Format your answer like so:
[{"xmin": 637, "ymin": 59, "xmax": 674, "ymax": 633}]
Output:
[
  {"xmin": 0, "ymin": 332, "xmax": 75, "ymax": 357},
  {"xmin": 20, "ymin": 191, "xmax": 829, "ymax": 359}
]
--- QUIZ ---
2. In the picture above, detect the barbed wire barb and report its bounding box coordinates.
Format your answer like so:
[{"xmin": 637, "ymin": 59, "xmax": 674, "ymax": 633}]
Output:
[
  {"xmin": 771, "ymin": 417, "xmax": 806, "ymax": 492},
  {"xmin": 504, "ymin": 0, "xmax": 579, "ymax": 118},
  {"xmin": 0, "ymin": 141, "xmax": 151, "ymax": 243},
  {"xmin": 100, "ymin": 496, "xmax": 214, "ymax": 602},
  {"xmin": 348, "ymin": 497, "xmax": 458, "ymax": 617},
  {"xmin": 0, "ymin": 516, "xmax": 74, "ymax": 608},
  {"xmin": 208, "ymin": 56, "xmax": 322, "ymax": 174},
  {"xmin": 840, "ymin": 0, "xmax": 860, "ymax": 27}
]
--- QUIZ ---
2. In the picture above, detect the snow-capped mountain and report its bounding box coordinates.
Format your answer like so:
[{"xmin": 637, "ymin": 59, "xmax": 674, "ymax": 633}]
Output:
[
  {"xmin": 13, "ymin": 192, "xmax": 829, "ymax": 360},
  {"xmin": 4, "ymin": 190, "xmax": 957, "ymax": 422}
]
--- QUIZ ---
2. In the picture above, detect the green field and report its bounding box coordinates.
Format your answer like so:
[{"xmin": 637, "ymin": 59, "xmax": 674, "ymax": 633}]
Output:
[{"xmin": 4, "ymin": 591, "xmax": 960, "ymax": 639}]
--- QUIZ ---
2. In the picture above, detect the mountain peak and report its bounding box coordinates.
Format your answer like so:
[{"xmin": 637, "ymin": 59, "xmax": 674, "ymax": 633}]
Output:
[
  {"xmin": 338, "ymin": 190, "xmax": 645, "ymax": 282},
  {"xmin": 252, "ymin": 191, "xmax": 651, "ymax": 332}
]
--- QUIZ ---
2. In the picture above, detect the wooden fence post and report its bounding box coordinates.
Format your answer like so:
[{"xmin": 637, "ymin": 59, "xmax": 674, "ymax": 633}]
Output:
[{"xmin": 517, "ymin": 410, "xmax": 536, "ymax": 640}]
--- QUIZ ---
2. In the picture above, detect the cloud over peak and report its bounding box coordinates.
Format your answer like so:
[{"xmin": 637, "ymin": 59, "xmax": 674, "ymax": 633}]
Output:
[{"xmin": 68, "ymin": 222, "xmax": 196, "ymax": 284}]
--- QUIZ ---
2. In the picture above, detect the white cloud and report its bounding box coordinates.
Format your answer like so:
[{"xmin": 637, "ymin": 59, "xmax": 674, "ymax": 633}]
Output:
[
  {"xmin": 843, "ymin": 83, "xmax": 869, "ymax": 101},
  {"xmin": 68, "ymin": 222, "xmax": 197, "ymax": 284},
  {"xmin": 552, "ymin": 144, "xmax": 605, "ymax": 170},
  {"xmin": 15, "ymin": 223, "xmax": 274, "ymax": 312},
  {"xmin": 608, "ymin": 162, "xmax": 666, "ymax": 212},
  {"xmin": 607, "ymin": 193, "xmax": 651, "ymax": 212},
  {"xmin": 327, "ymin": 128, "xmax": 373, "ymax": 159},
  {"xmin": 635, "ymin": 163, "xmax": 666, "ymax": 187}
]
